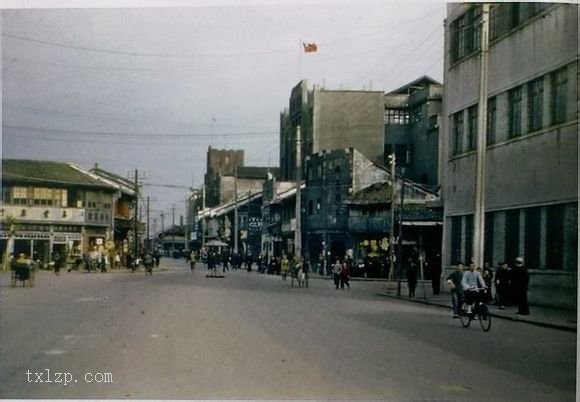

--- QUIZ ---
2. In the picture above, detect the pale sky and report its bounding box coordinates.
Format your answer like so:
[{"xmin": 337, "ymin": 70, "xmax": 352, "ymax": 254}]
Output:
[{"xmin": 1, "ymin": 0, "xmax": 446, "ymax": 228}]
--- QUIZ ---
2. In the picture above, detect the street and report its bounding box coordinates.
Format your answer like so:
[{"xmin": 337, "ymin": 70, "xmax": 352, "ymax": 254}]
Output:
[{"xmin": 0, "ymin": 259, "xmax": 576, "ymax": 401}]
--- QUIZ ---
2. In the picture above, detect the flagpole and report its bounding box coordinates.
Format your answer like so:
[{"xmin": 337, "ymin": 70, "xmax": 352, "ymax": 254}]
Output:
[{"xmin": 299, "ymin": 39, "xmax": 302, "ymax": 80}]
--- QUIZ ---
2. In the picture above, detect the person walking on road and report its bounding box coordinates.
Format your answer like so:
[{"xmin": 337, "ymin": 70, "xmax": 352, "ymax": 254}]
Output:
[
  {"xmin": 332, "ymin": 259, "xmax": 343, "ymax": 289},
  {"xmin": 446, "ymin": 262, "xmax": 464, "ymax": 318},
  {"xmin": 340, "ymin": 260, "xmax": 351, "ymax": 290},
  {"xmin": 406, "ymin": 257, "xmax": 418, "ymax": 298},
  {"xmin": 189, "ymin": 250, "xmax": 196, "ymax": 272},
  {"xmin": 280, "ymin": 255, "xmax": 289, "ymax": 281},
  {"xmin": 512, "ymin": 257, "xmax": 530, "ymax": 315}
]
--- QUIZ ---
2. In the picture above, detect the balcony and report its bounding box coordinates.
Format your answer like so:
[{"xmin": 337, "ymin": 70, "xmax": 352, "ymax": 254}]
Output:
[{"xmin": 2, "ymin": 205, "xmax": 85, "ymax": 224}]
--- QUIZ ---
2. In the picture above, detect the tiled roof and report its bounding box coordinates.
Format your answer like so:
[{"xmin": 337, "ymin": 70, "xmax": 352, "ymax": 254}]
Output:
[
  {"xmin": 347, "ymin": 181, "xmax": 393, "ymax": 205},
  {"xmin": 2, "ymin": 159, "xmax": 115, "ymax": 189},
  {"xmin": 401, "ymin": 204, "xmax": 443, "ymax": 221}
]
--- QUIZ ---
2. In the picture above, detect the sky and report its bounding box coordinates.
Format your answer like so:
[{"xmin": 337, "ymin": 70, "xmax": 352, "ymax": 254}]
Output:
[{"xmin": 1, "ymin": 0, "xmax": 446, "ymax": 230}]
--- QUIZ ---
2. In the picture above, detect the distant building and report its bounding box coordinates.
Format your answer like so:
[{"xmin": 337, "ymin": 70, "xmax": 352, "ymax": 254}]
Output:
[
  {"xmin": 280, "ymin": 80, "xmax": 385, "ymax": 180},
  {"xmin": 442, "ymin": 3, "xmax": 578, "ymax": 308},
  {"xmin": 204, "ymin": 147, "xmax": 244, "ymax": 207},
  {"xmin": 384, "ymin": 76, "xmax": 443, "ymax": 186},
  {"xmin": 1, "ymin": 159, "xmax": 118, "ymax": 267}
]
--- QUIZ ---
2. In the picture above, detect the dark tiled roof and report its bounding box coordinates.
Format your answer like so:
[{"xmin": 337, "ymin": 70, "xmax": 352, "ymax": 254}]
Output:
[
  {"xmin": 347, "ymin": 181, "xmax": 393, "ymax": 205},
  {"xmin": 2, "ymin": 159, "xmax": 114, "ymax": 189},
  {"xmin": 401, "ymin": 204, "xmax": 443, "ymax": 221}
]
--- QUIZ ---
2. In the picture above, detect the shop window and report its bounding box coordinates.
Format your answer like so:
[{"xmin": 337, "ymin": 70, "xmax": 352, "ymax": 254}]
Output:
[
  {"xmin": 524, "ymin": 207, "xmax": 541, "ymax": 269},
  {"xmin": 546, "ymin": 204, "xmax": 564, "ymax": 269},
  {"xmin": 464, "ymin": 214, "xmax": 474, "ymax": 261},
  {"xmin": 504, "ymin": 209, "xmax": 520, "ymax": 264},
  {"xmin": 450, "ymin": 216, "xmax": 462, "ymax": 264}
]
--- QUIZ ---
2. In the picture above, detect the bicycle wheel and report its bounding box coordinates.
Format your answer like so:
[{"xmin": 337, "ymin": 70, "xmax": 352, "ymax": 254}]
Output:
[
  {"xmin": 478, "ymin": 304, "xmax": 492, "ymax": 332},
  {"xmin": 460, "ymin": 303, "xmax": 472, "ymax": 328}
]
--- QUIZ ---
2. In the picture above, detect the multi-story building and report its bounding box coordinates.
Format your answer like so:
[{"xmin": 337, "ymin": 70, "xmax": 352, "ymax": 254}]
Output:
[
  {"xmin": 89, "ymin": 164, "xmax": 139, "ymax": 257},
  {"xmin": 280, "ymin": 80, "xmax": 385, "ymax": 180},
  {"xmin": 1, "ymin": 159, "xmax": 118, "ymax": 267},
  {"xmin": 261, "ymin": 176, "xmax": 301, "ymax": 259},
  {"xmin": 384, "ymin": 76, "xmax": 443, "ymax": 186},
  {"xmin": 442, "ymin": 3, "xmax": 578, "ymax": 308}
]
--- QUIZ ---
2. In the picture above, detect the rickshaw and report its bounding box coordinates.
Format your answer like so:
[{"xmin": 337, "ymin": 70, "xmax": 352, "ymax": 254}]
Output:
[{"xmin": 11, "ymin": 257, "xmax": 36, "ymax": 287}]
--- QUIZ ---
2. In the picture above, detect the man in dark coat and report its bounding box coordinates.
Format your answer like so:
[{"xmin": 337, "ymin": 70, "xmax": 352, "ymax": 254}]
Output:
[
  {"xmin": 512, "ymin": 257, "xmax": 530, "ymax": 315},
  {"xmin": 494, "ymin": 262, "xmax": 511, "ymax": 309}
]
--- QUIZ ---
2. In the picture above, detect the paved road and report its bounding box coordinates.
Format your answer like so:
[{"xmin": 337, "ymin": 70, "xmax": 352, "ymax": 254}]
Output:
[{"xmin": 0, "ymin": 259, "xmax": 576, "ymax": 400}]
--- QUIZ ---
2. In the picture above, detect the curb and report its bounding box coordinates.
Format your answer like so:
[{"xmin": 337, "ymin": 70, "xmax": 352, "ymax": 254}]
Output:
[{"xmin": 376, "ymin": 292, "xmax": 577, "ymax": 332}]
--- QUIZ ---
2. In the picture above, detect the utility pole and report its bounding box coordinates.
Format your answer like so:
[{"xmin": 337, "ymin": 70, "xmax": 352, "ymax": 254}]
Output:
[
  {"xmin": 234, "ymin": 165, "xmax": 238, "ymax": 254},
  {"xmin": 134, "ymin": 169, "xmax": 139, "ymax": 257},
  {"xmin": 161, "ymin": 213, "xmax": 165, "ymax": 253},
  {"xmin": 201, "ymin": 185, "xmax": 206, "ymax": 249},
  {"xmin": 473, "ymin": 3, "xmax": 490, "ymax": 269},
  {"xmin": 172, "ymin": 204, "xmax": 176, "ymax": 253},
  {"xmin": 146, "ymin": 196, "xmax": 150, "ymax": 252},
  {"xmin": 396, "ymin": 173, "xmax": 406, "ymax": 297},
  {"xmin": 294, "ymin": 125, "xmax": 302, "ymax": 258},
  {"xmin": 388, "ymin": 154, "xmax": 396, "ymax": 281}
]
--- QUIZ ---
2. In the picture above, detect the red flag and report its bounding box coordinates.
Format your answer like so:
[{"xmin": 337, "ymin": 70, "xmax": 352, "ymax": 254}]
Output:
[{"xmin": 303, "ymin": 42, "xmax": 318, "ymax": 53}]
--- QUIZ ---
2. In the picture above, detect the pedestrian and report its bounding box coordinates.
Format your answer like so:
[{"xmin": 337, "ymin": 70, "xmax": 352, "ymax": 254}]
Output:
[
  {"xmin": 482, "ymin": 263, "xmax": 494, "ymax": 304},
  {"xmin": 512, "ymin": 257, "xmax": 530, "ymax": 315},
  {"xmin": 280, "ymin": 255, "xmax": 289, "ymax": 280},
  {"xmin": 190, "ymin": 250, "xmax": 196, "ymax": 272},
  {"xmin": 406, "ymin": 257, "xmax": 418, "ymax": 297},
  {"xmin": 114, "ymin": 252, "xmax": 121, "ymax": 269},
  {"xmin": 495, "ymin": 261, "xmax": 511, "ymax": 309},
  {"xmin": 52, "ymin": 251, "xmax": 61, "ymax": 275},
  {"xmin": 446, "ymin": 261, "xmax": 464, "ymax": 318},
  {"xmin": 332, "ymin": 259, "xmax": 343, "ymax": 289},
  {"xmin": 430, "ymin": 253, "xmax": 442, "ymax": 295},
  {"xmin": 340, "ymin": 260, "xmax": 351, "ymax": 290}
]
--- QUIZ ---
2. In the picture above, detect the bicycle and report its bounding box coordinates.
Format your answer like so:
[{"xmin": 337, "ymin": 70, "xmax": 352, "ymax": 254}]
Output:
[{"xmin": 460, "ymin": 288, "xmax": 492, "ymax": 332}]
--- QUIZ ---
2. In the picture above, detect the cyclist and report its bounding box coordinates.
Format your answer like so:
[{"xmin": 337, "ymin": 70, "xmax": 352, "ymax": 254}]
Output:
[{"xmin": 461, "ymin": 260, "xmax": 487, "ymax": 314}]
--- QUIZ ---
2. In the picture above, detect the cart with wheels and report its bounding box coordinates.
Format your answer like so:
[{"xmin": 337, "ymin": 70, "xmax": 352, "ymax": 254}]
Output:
[{"xmin": 10, "ymin": 260, "xmax": 35, "ymax": 288}]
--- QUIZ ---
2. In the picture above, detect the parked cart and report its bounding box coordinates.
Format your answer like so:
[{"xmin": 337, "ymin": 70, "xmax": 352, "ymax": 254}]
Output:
[{"xmin": 10, "ymin": 255, "xmax": 35, "ymax": 288}]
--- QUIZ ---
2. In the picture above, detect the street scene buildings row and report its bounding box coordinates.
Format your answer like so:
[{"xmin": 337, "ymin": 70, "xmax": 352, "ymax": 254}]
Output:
[{"xmin": 1, "ymin": 3, "xmax": 577, "ymax": 310}]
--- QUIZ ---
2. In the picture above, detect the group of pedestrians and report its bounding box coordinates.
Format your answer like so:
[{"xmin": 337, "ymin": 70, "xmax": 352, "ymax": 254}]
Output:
[
  {"xmin": 446, "ymin": 257, "xmax": 530, "ymax": 318},
  {"xmin": 332, "ymin": 258, "xmax": 351, "ymax": 290},
  {"xmin": 205, "ymin": 251, "xmax": 255, "ymax": 273}
]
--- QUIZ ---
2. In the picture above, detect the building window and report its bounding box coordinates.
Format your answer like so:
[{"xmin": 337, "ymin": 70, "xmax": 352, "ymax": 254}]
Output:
[
  {"xmin": 487, "ymin": 97, "xmax": 497, "ymax": 145},
  {"xmin": 528, "ymin": 77, "xmax": 544, "ymax": 132},
  {"xmin": 385, "ymin": 108, "xmax": 410, "ymax": 125},
  {"xmin": 551, "ymin": 67, "xmax": 567, "ymax": 125},
  {"xmin": 33, "ymin": 187, "xmax": 54, "ymax": 206},
  {"xmin": 508, "ymin": 86, "xmax": 523, "ymax": 138},
  {"xmin": 451, "ymin": 111, "xmax": 464, "ymax": 156},
  {"xmin": 484, "ymin": 212, "xmax": 494, "ymax": 265},
  {"xmin": 467, "ymin": 105, "xmax": 478, "ymax": 151},
  {"xmin": 308, "ymin": 200, "xmax": 313, "ymax": 215},
  {"xmin": 491, "ymin": 3, "xmax": 554, "ymax": 41},
  {"xmin": 524, "ymin": 207, "xmax": 541, "ymax": 269},
  {"xmin": 451, "ymin": 216, "xmax": 462, "ymax": 264},
  {"xmin": 12, "ymin": 186, "xmax": 28, "ymax": 205},
  {"xmin": 504, "ymin": 209, "xmax": 520, "ymax": 264},
  {"xmin": 464, "ymin": 215, "xmax": 474, "ymax": 262},
  {"xmin": 450, "ymin": 6, "xmax": 481, "ymax": 63},
  {"xmin": 546, "ymin": 204, "xmax": 564, "ymax": 269}
]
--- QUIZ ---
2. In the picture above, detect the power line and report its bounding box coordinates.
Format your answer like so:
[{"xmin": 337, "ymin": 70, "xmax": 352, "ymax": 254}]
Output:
[{"xmin": 3, "ymin": 124, "xmax": 278, "ymax": 139}]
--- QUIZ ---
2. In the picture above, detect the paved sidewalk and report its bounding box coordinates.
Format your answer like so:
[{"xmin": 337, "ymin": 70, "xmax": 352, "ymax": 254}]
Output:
[
  {"xmin": 306, "ymin": 273, "xmax": 576, "ymax": 331},
  {"xmin": 374, "ymin": 280, "xmax": 577, "ymax": 332}
]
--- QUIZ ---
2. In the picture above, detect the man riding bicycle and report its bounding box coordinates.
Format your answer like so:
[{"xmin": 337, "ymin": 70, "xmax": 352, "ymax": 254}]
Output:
[{"xmin": 461, "ymin": 260, "xmax": 487, "ymax": 314}]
